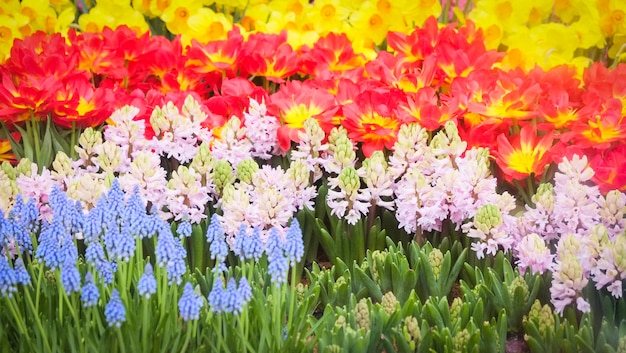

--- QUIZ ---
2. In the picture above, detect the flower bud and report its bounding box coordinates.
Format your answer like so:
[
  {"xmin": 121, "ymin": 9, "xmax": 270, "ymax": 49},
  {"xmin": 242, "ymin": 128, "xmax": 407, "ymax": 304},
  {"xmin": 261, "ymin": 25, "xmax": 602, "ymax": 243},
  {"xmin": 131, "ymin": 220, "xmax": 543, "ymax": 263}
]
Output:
[
  {"xmin": 76, "ymin": 127, "xmax": 103, "ymax": 160},
  {"xmin": 429, "ymin": 248, "xmax": 444, "ymax": 279},
  {"xmin": 355, "ymin": 298, "xmax": 370, "ymax": 330},
  {"xmin": 381, "ymin": 291, "xmax": 399, "ymax": 316},
  {"xmin": 532, "ymin": 183, "xmax": 554, "ymax": 211},
  {"xmin": 450, "ymin": 297, "xmax": 463, "ymax": 323},
  {"xmin": 453, "ymin": 328, "xmax": 470, "ymax": 352},
  {"xmin": 402, "ymin": 316, "xmax": 420, "ymax": 350},
  {"xmin": 212, "ymin": 160, "xmax": 235, "ymax": 196},
  {"xmin": 303, "ymin": 117, "xmax": 325, "ymax": 147},
  {"xmin": 190, "ymin": 142, "xmax": 214, "ymax": 176},
  {"xmin": 508, "ymin": 276, "xmax": 529, "ymax": 302},
  {"xmin": 236, "ymin": 158, "xmax": 259, "ymax": 185},
  {"xmin": 52, "ymin": 152, "xmax": 74, "ymax": 179},
  {"xmin": 16, "ymin": 158, "xmax": 33, "ymax": 177},
  {"xmin": 338, "ymin": 166, "xmax": 360, "ymax": 195},
  {"xmin": 474, "ymin": 204, "xmax": 503, "ymax": 233},
  {"xmin": 1, "ymin": 161, "xmax": 16, "ymax": 180}
]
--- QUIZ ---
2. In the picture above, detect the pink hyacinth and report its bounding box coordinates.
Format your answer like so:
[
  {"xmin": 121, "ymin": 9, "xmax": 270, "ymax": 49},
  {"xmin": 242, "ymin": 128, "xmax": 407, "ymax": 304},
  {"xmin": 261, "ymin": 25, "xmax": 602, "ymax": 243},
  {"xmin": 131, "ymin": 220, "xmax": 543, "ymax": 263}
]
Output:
[
  {"xmin": 515, "ymin": 233, "xmax": 553, "ymax": 275},
  {"xmin": 243, "ymin": 99, "xmax": 280, "ymax": 160}
]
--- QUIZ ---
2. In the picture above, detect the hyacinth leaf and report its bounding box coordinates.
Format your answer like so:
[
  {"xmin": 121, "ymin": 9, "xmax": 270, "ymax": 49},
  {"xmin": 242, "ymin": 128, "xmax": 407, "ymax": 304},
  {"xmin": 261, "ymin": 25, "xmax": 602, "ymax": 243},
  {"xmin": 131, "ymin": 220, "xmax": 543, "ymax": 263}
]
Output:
[
  {"xmin": 354, "ymin": 266, "xmax": 383, "ymax": 301},
  {"xmin": 442, "ymin": 248, "xmax": 467, "ymax": 297},
  {"xmin": 40, "ymin": 117, "xmax": 53, "ymax": 169},
  {"xmin": 13, "ymin": 124, "xmax": 32, "ymax": 162},
  {"xmin": 316, "ymin": 219, "xmax": 337, "ymax": 263},
  {"xmin": 3, "ymin": 124, "xmax": 24, "ymax": 158},
  {"xmin": 471, "ymin": 299, "xmax": 486, "ymax": 325},
  {"xmin": 49, "ymin": 122, "xmax": 71, "ymax": 158},
  {"xmin": 422, "ymin": 298, "xmax": 447, "ymax": 330}
]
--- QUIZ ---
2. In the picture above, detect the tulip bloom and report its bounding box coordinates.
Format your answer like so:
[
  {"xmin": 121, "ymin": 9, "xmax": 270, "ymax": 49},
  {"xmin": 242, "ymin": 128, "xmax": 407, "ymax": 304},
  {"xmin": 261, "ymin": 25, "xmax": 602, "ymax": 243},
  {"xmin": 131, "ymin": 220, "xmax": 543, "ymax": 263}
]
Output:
[{"xmin": 494, "ymin": 125, "xmax": 554, "ymax": 181}]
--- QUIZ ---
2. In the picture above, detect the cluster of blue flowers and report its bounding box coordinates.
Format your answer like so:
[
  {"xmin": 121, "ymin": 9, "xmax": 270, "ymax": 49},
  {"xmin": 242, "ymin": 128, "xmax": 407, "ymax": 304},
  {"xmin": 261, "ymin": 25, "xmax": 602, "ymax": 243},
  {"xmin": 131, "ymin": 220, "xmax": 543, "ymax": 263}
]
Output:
[
  {"xmin": 207, "ymin": 276, "xmax": 252, "ymax": 315},
  {"xmin": 1, "ymin": 177, "xmax": 307, "ymax": 330}
]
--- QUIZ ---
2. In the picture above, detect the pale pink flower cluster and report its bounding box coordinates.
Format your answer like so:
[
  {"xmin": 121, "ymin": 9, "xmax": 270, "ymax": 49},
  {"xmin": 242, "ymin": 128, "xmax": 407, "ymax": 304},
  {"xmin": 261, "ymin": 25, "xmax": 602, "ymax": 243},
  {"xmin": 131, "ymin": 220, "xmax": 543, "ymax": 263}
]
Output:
[
  {"xmin": 15, "ymin": 164, "xmax": 56, "ymax": 220},
  {"xmin": 164, "ymin": 166, "xmax": 211, "ymax": 223},
  {"xmin": 550, "ymin": 234, "xmax": 592, "ymax": 314},
  {"xmin": 220, "ymin": 165, "xmax": 302, "ymax": 245},
  {"xmin": 211, "ymin": 116, "xmax": 253, "ymax": 166},
  {"xmin": 591, "ymin": 225, "xmax": 626, "ymax": 298},
  {"xmin": 392, "ymin": 123, "xmax": 504, "ymax": 235},
  {"xmin": 291, "ymin": 118, "xmax": 328, "ymax": 182},
  {"xmin": 515, "ymin": 233, "xmax": 554, "ymax": 275},
  {"xmin": 243, "ymin": 99, "xmax": 280, "ymax": 159}
]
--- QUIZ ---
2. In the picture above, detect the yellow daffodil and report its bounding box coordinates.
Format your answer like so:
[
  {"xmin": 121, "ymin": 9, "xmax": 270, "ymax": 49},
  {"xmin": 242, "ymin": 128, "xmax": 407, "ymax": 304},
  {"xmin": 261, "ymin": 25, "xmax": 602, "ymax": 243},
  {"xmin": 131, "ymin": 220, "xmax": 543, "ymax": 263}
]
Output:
[
  {"xmin": 501, "ymin": 24, "xmax": 579, "ymax": 71},
  {"xmin": 403, "ymin": 0, "xmax": 442, "ymax": 28},
  {"xmin": 0, "ymin": 0, "xmax": 21, "ymax": 16},
  {"xmin": 161, "ymin": 0, "xmax": 203, "ymax": 35},
  {"xmin": 347, "ymin": 1, "xmax": 390, "ymax": 46},
  {"xmin": 79, "ymin": 2, "xmax": 149, "ymax": 33},
  {"xmin": 0, "ymin": 15, "xmax": 21, "ymax": 62},
  {"xmin": 305, "ymin": 0, "xmax": 352, "ymax": 37},
  {"xmin": 183, "ymin": 7, "xmax": 233, "ymax": 46}
]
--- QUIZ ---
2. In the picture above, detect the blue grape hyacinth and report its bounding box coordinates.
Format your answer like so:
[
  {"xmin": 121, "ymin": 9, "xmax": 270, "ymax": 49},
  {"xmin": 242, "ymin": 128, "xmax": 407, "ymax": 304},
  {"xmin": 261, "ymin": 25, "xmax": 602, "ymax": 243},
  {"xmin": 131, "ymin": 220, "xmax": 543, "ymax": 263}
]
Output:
[
  {"xmin": 178, "ymin": 282, "xmax": 204, "ymax": 321},
  {"xmin": 105, "ymin": 289, "xmax": 126, "ymax": 328}
]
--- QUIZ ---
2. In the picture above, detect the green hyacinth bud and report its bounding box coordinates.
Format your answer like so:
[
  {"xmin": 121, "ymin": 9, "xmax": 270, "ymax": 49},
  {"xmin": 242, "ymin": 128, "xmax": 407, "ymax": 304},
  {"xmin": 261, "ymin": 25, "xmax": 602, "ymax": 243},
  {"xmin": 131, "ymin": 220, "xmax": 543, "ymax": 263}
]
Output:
[
  {"xmin": 381, "ymin": 291, "xmax": 399, "ymax": 316},
  {"xmin": 96, "ymin": 141, "xmax": 122, "ymax": 173},
  {"xmin": 328, "ymin": 128, "xmax": 356, "ymax": 168},
  {"xmin": 524, "ymin": 300, "xmax": 555, "ymax": 335},
  {"xmin": 338, "ymin": 166, "xmax": 360, "ymax": 195},
  {"xmin": 212, "ymin": 160, "xmax": 235, "ymax": 196},
  {"xmin": 604, "ymin": 190, "xmax": 625, "ymax": 217},
  {"xmin": 325, "ymin": 344, "xmax": 342, "ymax": 353},
  {"xmin": 15, "ymin": 158, "xmax": 32, "ymax": 176},
  {"xmin": 474, "ymin": 204, "xmax": 503, "ymax": 233},
  {"xmin": 612, "ymin": 233, "xmax": 626, "ymax": 273},
  {"xmin": 450, "ymin": 297, "xmax": 463, "ymax": 323},
  {"xmin": 453, "ymin": 329, "xmax": 470, "ymax": 353},
  {"xmin": 371, "ymin": 250, "xmax": 386, "ymax": 283},
  {"xmin": 236, "ymin": 158, "xmax": 259, "ymax": 185},
  {"xmin": 52, "ymin": 152, "xmax": 74, "ymax": 178},
  {"xmin": 335, "ymin": 315, "xmax": 346, "ymax": 329},
  {"xmin": 532, "ymin": 183, "xmax": 555, "ymax": 211},
  {"xmin": 403, "ymin": 316, "xmax": 420, "ymax": 350},
  {"xmin": 303, "ymin": 117, "xmax": 325, "ymax": 147},
  {"xmin": 429, "ymin": 248, "xmax": 444, "ymax": 279},
  {"xmin": 288, "ymin": 160, "xmax": 310, "ymax": 186},
  {"xmin": 508, "ymin": 276, "xmax": 529, "ymax": 302},
  {"xmin": 149, "ymin": 105, "xmax": 169, "ymax": 136},
  {"xmin": 75, "ymin": 127, "xmax": 103, "ymax": 160},
  {"xmin": 1, "ymin": 161, "xmax": 16, "ymax": 179},
  {"xmin": 190, "ymin": 142, "xmax": 214, "ymax": 176},
  {"xmin": 355, "ymin": 298, "xmax": 370, "ymax": 330}
]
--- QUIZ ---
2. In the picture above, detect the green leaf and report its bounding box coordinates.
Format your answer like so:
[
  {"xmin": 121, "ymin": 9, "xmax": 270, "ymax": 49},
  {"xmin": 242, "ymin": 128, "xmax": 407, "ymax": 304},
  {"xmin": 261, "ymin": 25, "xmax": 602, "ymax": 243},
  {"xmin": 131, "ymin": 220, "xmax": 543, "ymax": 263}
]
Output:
[
  {"xmin": 13, "ymin": 124, "xmax": 33, "ymax": 162},
  {"xmin": 354, "ymin": 266, "xmax": 383, "ymax": 301}
]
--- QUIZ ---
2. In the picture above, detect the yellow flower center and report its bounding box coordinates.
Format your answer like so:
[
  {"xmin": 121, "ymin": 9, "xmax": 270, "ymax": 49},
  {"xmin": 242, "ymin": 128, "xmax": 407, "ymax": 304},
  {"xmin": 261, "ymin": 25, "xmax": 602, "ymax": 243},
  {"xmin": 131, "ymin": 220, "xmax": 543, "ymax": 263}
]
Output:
[
  {"xmin": 283, "ymin": 104, "xmax": 322, "ymax": 128},
  {"xmin": 175, "ymin": 7, "xmax": 189, "ymax": 20},
  {"xmin": 21, "ymin": 7, "xmax": 36, "ymax": 20},
  {"xmin": 0, "ymin": 26, "xmax": 12, "ymax": 42},
  {"xmin": 77, "ymin": 97, "xmax": 96, "ymax": 116},
  {"xmin": 369, "ymin": 14, "xmax": 383, "ymax": 29},
  {"xmin": 612, "ymin": 10, "xmax": 625, "ymax": 25},
  {"xmin": 321, "ymin": 4, "xmax": 336, "ymax": 19},
  {"xmin": 207, "ymin": 21, "xmax": 224, "ymax": 39},
  {"xmin": 506, "ymin": 149, "xmax": 543, "ymax": 174}
]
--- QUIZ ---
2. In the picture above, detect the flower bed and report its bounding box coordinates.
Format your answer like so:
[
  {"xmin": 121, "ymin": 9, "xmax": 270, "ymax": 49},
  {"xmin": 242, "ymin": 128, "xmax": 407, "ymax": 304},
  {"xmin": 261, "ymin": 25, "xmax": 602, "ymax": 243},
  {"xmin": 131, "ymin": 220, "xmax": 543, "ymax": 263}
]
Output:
[{"xmin": 1, "ymin": 1, "xmax": 626, "ymax": 352}]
